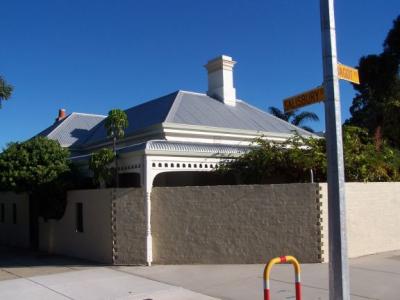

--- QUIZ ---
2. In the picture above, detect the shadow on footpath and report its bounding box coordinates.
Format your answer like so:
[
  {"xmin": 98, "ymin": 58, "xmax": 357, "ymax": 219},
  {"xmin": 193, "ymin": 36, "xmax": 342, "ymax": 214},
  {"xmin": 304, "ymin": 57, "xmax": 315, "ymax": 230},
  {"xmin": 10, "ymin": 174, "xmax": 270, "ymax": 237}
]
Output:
[{"xmin": 0, "ymin": 245, "xmax": 104, "ymax": 269}]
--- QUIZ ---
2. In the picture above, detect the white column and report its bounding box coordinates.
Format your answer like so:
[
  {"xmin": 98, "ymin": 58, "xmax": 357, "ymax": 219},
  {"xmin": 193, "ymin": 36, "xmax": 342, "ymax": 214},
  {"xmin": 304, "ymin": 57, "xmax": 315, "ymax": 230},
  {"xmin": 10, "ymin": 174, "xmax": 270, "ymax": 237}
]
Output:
[{"xmin": 143, "ymin": 156, "xmax": 154, "ymax": 266}]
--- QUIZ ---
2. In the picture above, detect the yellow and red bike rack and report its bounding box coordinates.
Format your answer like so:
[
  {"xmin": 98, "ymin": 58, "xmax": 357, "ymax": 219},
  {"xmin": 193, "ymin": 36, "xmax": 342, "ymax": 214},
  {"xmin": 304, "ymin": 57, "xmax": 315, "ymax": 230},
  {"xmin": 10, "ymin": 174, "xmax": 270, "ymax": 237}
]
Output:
[{"xmin": 263, "ymin": 255, "xmax": 302, "ymax": 300}]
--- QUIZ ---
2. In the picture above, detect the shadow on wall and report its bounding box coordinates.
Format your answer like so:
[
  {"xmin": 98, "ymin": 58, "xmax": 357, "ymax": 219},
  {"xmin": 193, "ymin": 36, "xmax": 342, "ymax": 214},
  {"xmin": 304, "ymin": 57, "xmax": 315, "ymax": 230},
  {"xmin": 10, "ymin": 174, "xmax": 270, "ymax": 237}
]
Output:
[
  {"xmin": 153, "ymin": 171, "xmax": 237, "ymax": 187},
  {"xmin": 119, "ymin": 173, "xmax": 141, "ymax": 188},
  {"xmin": 152, "ymin": 170, "xmax": 295, "ymax": 187}
]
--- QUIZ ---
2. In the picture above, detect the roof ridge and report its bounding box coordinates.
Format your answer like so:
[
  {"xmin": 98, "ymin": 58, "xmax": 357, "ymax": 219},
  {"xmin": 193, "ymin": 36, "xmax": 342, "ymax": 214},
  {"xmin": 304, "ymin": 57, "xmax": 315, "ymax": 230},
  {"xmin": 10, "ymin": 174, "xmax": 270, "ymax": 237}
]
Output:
[
  {"xmin": 72, "ymin": 112, "xmax": 107, "ymax": 118},
  {"xmin": 164, "ymin": 90, "xmax": 184, "ymax": 122},
  {"xmin": 126, "ymin": 90, "xmax": 179, "ymax": 112},
  {"xmin": 46, "ymin": 114, "xmax": 73, "ymax": 140},
  {"xmin": 179, "ymin": 90, "xmax": 207, "ymax": 96}
]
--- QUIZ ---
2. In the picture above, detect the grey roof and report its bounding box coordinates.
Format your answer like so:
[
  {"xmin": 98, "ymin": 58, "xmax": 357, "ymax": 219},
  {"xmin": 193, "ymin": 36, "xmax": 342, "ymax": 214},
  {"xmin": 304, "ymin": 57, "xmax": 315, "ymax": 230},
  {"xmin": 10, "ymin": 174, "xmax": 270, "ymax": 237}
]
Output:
[
  {"xmin": 36, "ymin": 119, "xmax": 66, "ymax": 138},
  {"xmin": 83, "ymin": 90, "xmax": 312, "ymax": 146},
  {"xmin": 38, "ymin": 90, "xmax": 313, "ymax": 151},
  {"xmin": 166, "ymin": 91, "xmax": 312, "ymax": 135},
  {"xmin": 85, "ymin": 92, "xmax": 177, "ymax": 145},
  {"xmin": 38, "ymin": 113, "xmax": 106, "ymax": 148},
  {"xmin": 71, "ymin": 140, "xmax": 250, "ymax": 162}
]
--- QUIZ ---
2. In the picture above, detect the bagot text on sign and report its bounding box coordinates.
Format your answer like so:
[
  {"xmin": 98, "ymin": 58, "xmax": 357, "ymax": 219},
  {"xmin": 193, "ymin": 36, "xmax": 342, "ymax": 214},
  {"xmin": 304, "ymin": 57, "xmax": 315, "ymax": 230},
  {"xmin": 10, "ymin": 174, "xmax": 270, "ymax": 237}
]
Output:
[
  {"xmin": 283, "ymin": 86, "xmax": 325, "ymax": 112},
  {"xmin": 338, "ymin": 64, "xmax": 360, "ymax": 84}
]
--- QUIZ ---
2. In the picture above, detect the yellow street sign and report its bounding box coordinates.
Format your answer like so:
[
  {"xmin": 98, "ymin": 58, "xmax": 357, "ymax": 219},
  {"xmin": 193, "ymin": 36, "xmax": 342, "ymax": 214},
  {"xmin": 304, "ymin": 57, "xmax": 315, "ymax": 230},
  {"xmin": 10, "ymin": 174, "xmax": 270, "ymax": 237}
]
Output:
[
  {"xmin": 338, "ymin": 63, "xmax": 360, "ymax": 84},
  {"xmin": 283, "ymin": 86, "xmax": 325, "ymax": 112}
]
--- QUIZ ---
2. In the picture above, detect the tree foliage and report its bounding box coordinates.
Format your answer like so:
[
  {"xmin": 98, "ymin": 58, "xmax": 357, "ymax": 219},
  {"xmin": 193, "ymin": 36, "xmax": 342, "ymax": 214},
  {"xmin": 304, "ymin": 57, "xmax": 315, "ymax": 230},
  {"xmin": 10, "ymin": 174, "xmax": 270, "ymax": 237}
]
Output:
[
  {"xmin": 104, "ymin": 109, "xmax": 129, "ymax": 187},
  {"xmin": 0, "ymin": 137, "xmax": 80, "ymax": 220},
  {"xmin": 347, "ymin": 16, "xmax": 400, "ymax": 147},
  {"xmin": 342, "ymin": 126, "xmax": 400, "ymax": 182},
  {"xmin": 268, "ymin": 106, "xmax": 319, "ymax": 132},
  {"xmin": 105, "ymin": 109, "xmax": 129, "ymax": 140},
  {"xmin": 219, "ymin": 132, "xmax": 326, "ymax": 184},
  {"xmin": 0, "ymin": 76, "xmax": 13, "ymax": 108},
  {"xmin": 219, "ymin": 127, "xmax": 400, "ymax": 184},
  {"xmin": 384, "ymin": 16, "xmax": 400, "ymax": 61},
  {"xmin": 0, "ymin": 137, "xmax": 70, "ymax": 192},
  {"xmin": 89, "ymin": 148, "xmax": 115, "ymax": 187}
]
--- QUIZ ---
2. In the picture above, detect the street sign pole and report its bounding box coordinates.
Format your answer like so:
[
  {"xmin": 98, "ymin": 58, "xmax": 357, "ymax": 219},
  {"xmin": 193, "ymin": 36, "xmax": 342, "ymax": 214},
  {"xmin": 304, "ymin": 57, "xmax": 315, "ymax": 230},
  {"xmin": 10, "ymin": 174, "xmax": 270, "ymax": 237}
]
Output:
[{"xmin": 319, "ymin": 0, "xmax": 350, "ymax": 299}]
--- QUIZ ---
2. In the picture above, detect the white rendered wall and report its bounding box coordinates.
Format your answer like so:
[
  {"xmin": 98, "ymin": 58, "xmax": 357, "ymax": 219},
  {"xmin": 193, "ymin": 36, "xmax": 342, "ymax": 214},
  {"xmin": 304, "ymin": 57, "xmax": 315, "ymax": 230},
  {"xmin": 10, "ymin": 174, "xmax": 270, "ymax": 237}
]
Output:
[
  {"xmin": 39, "ymin": 189, "xmax": 113, "ymax": 263},
  {"xmin": 320, "ymin": 182, "xmax": 400, "ymax": 260}
]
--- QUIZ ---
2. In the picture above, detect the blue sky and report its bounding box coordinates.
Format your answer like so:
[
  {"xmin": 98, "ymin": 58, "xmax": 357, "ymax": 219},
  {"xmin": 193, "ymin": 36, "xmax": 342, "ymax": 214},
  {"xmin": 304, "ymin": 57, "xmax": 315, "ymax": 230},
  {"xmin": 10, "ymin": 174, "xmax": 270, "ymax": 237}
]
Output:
[{"xmin": 0, "ymin": 0, "xmax": 399, "ymax": 149}]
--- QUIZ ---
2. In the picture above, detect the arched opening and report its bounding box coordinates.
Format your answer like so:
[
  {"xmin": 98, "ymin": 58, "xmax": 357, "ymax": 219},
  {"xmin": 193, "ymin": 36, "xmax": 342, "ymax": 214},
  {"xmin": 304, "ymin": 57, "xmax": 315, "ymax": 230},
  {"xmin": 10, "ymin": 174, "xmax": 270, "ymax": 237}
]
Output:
[
  {"xmin": 153, "ymin": 171, "xmax": 236, "ymax": 187},
  {"xmin": 118, "ymin": 172, "xmax": 141, "ymax": 188}
]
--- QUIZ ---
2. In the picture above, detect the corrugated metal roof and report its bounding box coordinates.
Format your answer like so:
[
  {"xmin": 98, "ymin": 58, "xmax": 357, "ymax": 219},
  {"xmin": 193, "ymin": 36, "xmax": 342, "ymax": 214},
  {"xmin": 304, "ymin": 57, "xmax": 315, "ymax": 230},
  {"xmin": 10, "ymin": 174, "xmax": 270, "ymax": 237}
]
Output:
[
  {"xmin": 84, "ymin": 92, "xmax": 178, "ymax": 146},
  {"xmin": 69, "ymin": 140, "xmax": 250, "ymax": 161},
  {"xmin": 147, "ymin": 140, "xmax": 250, "ymax": 154},
  {"xmin": 117, "ymin": 140, "xmax": 250, "ymax": 155},
  {"xmin": 166, "ymin": 91, "xmax": 312, "ymax": 135},
  {"xmin": 44, "ymin": 113, "xmax": 105, "ymax": 147},
  {"xmin": 36, "ymin": 117, "xmax": 69, "ymax": 138},
  {"xmin": 83, "ymin": 90, "xmax": 312, "ymax": 146},
  {"xmin": 37, "ymin": 90, "xmax": 313, "ymax": 151}
]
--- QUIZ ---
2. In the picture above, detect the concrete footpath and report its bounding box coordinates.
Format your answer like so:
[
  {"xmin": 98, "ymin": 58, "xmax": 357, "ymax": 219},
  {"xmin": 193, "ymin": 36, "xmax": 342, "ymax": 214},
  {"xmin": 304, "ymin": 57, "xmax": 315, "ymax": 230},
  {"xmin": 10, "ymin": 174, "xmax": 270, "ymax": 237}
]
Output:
[
  {"xmin": 0, "ymin": 267, "xmax": 217, "ymax": 300},
  {"xmin": 117, "ymin": 251, "xmax": 400, "ymax": 300},
  {"xmin": 1, "ymin": 247, "xmax": 399, "ymax": 299}
]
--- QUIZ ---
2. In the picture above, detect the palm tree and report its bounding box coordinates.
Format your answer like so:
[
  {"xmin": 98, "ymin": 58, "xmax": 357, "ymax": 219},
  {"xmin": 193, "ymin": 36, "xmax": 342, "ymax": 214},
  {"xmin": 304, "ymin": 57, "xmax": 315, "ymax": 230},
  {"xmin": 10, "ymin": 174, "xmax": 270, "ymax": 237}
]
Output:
[
  {"xmin": 268, "ymin": 106, "xmax": 319, "ymax": 132},
  {"xmin": 104, "ymin": 109, "xmax": 129, "ymax": 187},
  {"xmin": 0, "ymin": 76, "xmax": 13, "ymax": 108}
]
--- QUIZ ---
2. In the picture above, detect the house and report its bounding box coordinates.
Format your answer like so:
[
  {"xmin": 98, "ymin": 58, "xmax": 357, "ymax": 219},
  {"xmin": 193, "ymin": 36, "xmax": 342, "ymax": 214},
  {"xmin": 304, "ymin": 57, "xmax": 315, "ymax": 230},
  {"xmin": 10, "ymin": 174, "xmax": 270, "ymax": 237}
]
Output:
[
  {"xmin": 36, "ymin": 55, "xmax": 313, "ymax": 264},
  {"xmin": 38, "ymin": 55, "xmax": 312, "ymax": 188}
]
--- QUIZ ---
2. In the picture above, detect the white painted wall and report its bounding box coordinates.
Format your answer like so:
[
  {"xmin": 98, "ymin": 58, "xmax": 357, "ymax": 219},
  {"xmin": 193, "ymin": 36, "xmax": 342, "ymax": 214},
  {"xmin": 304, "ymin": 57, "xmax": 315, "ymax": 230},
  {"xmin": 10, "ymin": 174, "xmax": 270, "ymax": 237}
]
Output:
[{"xmin": 39, "ymin": 189, "xmax": 113, "ymax": 263}]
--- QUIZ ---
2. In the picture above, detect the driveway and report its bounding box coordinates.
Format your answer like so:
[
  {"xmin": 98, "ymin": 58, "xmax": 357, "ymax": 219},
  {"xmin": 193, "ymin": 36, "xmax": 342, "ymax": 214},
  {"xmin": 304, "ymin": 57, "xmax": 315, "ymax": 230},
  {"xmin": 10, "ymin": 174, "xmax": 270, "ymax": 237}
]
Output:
[{"xmin": 1, "ymin": 246, "xmax": 399, "ymax": 299}]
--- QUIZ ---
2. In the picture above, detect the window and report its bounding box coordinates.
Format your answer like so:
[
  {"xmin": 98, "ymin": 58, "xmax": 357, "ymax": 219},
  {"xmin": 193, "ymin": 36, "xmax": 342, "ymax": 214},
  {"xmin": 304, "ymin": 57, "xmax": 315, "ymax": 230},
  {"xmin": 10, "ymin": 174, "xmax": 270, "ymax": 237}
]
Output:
[
  {"xmin": 0, "ymin": 203, "xmax": 4, "ymax": 223},
  {"xmin": 76, "ymin": 203, "xmax": 83, "ymax": 233},
  {"xmin": 12, "ymin": 203, "xmax": 17, "ymax": 224}
]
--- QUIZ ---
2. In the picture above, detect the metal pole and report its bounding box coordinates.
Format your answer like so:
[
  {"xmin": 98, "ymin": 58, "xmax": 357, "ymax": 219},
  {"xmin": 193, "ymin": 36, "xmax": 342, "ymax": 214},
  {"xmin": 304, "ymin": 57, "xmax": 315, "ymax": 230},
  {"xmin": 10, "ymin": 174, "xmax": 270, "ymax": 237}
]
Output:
[{"xmin": 319, "ymin": 1, "xmax": 350, "ymax": 299}]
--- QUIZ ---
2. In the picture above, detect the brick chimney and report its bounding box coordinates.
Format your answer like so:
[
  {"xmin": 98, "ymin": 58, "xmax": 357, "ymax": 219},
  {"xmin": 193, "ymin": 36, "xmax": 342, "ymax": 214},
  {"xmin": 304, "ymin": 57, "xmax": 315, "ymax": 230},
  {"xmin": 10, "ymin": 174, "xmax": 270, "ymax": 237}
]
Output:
[
  {"xmin": 56, "ymin": 109, "xmax": 66, "ymax": 122},
  {"xmin": 205, "ymin": 55, "xmax": 237, "ymax": 106}
]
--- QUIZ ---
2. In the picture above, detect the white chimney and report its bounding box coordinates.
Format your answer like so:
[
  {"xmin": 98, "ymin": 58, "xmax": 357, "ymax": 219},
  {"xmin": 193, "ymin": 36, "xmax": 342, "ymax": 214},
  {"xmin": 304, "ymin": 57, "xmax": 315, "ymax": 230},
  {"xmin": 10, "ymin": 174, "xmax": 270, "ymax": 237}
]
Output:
[{"xmin": 205, "ymin": 55, "xmax": 237, "ymax": 106}]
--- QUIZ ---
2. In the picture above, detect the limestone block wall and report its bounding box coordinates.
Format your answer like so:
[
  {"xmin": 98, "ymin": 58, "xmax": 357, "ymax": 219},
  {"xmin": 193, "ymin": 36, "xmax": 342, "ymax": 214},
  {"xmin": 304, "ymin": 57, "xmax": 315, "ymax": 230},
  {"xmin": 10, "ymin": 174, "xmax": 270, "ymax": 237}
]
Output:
[
  {"xmin": 0, "ymin": 192, "xmax": 30, "ymax": 248},
  {"xmin": 112, "ymin": 188, "xmax": 146, "ymax": 265},
  {"xmin": 151, "ymin": 184, "xmax": 323, "ymax": 264},
  {"xmin": 320, "ymin": 182, "xmax": 400, "ymax": 260},
  {"xmin": 39, "ymin": 189, "xmax": 113, "ymax": 263}
]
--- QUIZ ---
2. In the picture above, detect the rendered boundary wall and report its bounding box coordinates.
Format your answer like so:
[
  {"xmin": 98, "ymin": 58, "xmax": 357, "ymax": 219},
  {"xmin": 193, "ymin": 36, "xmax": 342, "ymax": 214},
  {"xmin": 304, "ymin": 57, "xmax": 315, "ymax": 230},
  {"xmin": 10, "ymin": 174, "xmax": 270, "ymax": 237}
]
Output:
[
  {"xmin": 0, "ymin": 192, "xmax": 30, "ymax": 248},
  {"xmin": 5, "ymin": 182, "xmax": 399, "ymax": 265},
  {"xmin": 39, "ymin": 189, "xmax": 114, "ymax": 263},
  {"xmin": 151, "ymin": 184, "xmax": 323, "ymax": 264},
  {"xmin": 320, "ymin": 182, "xmax": 400, "ymax": 260},
  {"xmin": 38, "ymin": 188, "xmax": 146, "ymax": 264}
]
